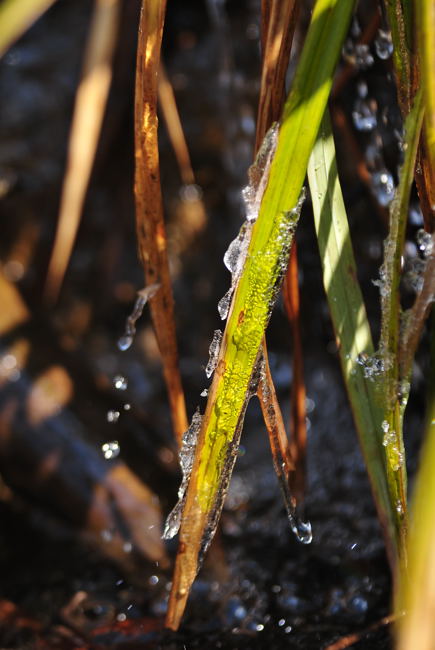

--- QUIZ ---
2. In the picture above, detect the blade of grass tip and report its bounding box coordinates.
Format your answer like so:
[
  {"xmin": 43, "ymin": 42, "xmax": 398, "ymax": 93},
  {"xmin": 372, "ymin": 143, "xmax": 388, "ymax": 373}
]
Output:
[
  {"xmin": 308, "ymin": 111, "xmax": 399, "ymax": 568},
  {"xmin": 396, "ymin": 312, "xmax": 435, "ymax": 650},
  {"xmin": 0, "ymin": 0, "xmax": 56, "ymax": 58},
  {"xmin": 134, "ymin": 0, "xmax": 188, "ymax": 446},
  {"xmin": 157, "ymin": 63, "xmax": 195, "ymax": 187},
  {"xmin": 43, "ymin": 0, "xmax": 121, "ymax": 304},
  {"xmin": 376, "ymin": 86, "xmax": 424, "ymax": 564},
  {"xmin": 282, "ymin": 244, "xmax": 307, "ymax": 506},
  {"xmin": 165, "ymin": 0, "xmax": 356, "ymax": 630},
  {"xmin": 255, "ymin": 0, "xmax": 307, "ymax": 517}
]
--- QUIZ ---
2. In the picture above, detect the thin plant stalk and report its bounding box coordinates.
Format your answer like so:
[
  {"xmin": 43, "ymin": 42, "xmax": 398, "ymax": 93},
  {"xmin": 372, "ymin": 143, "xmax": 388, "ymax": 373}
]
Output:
[
  {"xmin": 376, "ymin": 88, "xmax": 424, "ymax": 567},
  {"xmin": 134, "ymin": 0, "xmax": 188, "ymax": 446},
  {"xmin": 255, "ymin": 0, "xmax": 307, "ymax": 509},
  {"xmin": 165, "ymin": 0, "xmax": 356, "ymax": 629},
  {"xmin": 44, "ymin": 0, "xmax": 121, "ymax": 304}
]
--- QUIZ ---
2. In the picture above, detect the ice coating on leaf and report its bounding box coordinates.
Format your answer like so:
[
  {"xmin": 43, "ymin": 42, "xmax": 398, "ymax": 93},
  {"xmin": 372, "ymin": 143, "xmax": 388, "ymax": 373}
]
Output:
[
  {"xmin": 243, "ymin": 122, "xmax": 279, "ymax": 222},
  {"xmin": 218, "ymin": 124, "xmax": 280, "ymax": 321},
  {"xmin": 205, "ymin": 329, "xmax": 223, "ymax": 378},
  {"xmin": 163, "ymin": 409, "xmax": 202, "ymax": 540},
  {"xmin": 118, "ymin": 283, "xmax": 161, "ymax": 351},
  {"xmin": 218, "ymin": 288, "xmax": 233, "ymax": 320}
]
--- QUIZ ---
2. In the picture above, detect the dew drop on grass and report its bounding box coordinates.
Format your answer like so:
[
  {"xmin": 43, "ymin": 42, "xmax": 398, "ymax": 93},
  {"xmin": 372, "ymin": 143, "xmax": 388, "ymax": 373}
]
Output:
[
  {"xmin": 205, "ymin": 329, "xmax": 223, "ymax": 378},
  {"xmin": 374, "ymin": 29, "xmax": 393, "ymax": 60},
  {"xmin": 102, "ymin": 440, "xmax": 120, "ymax": 460},
  {"xmin": 117, "ymin": 283, "xmax": 160, "ymax": 351},
  {"xmin": 371, "ymin": 169, "xmax": 395, "ymax": 206},
  {"xmin": 352, "ymin": 97, "xmax": 377, "ymax": 131}
]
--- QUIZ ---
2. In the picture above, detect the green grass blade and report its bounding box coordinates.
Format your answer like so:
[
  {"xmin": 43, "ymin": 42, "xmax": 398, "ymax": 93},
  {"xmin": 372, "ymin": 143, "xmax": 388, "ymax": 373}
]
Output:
[
  {"xmin": 396, "ymin": 313, "xmax": 435, "ymax": 650},
  {"xmin": 165, "ymin": 0, "xmax": 356, "ymax": 630},
  {"xmin": 307, "ymin": 111, "xmax": 401, "ymax": 566},
  {"xmin": 0, "ymin": 0, "xmax": 56, "ymax": 58}
]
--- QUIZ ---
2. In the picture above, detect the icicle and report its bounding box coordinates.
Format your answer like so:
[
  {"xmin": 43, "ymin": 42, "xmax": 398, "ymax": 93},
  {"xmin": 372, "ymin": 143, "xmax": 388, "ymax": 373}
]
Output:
[
  {"xmin": 163, "ymin": 409, "xmax": 203, "ymax": 540},
  {"xmin": 205, "ymin": 329, "xmax": 223, "ymax": 378},
  {"xmin": 117, "ymin": 283, "xmax": 161, "ymax": 351}
]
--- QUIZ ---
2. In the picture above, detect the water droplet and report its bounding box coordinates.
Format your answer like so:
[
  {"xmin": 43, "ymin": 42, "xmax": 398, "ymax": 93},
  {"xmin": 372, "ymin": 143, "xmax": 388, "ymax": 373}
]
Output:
[
  {"xmin": 200, "ymin": 388, "xmax": 208, "ymax": 397},
  {"xmin": 149, "ymin": 575, "xmax": 159, "ymax": 586},
  {"xmin": 293, "ymin": 518, "xmax": 313, "ymax": 544},
  {"xmin": 416, "ymin": 229, "xmax": 434, "ymax": 258},
  {"xmin": 117, "ymin": 335, "xmax": 133, "ymax": 351},
  {"xmin": 396, "ymin": 500, "xmax": 404, "ymax": 515},
  {"xmin": 106, "ymin": 410, "xmax": 120, "ymax": 423},
  {"xmin": 123, "ymin": 403, "xmax": 131, "ymax": 411},
  {"xmin": 356, "ymin": 353, "xmax": 386, "ymax": 380},
  {"xmin": 113, "ymin": 375, "xmax": 128, "ymax": 391},
  {"xmin": 372, "ymin": 169, "xmax": 395, "ymax": 206},
  {"xmin": 375, "ymin": 29, "xmax": 393, "ymax": 59},
  {"xmin": 352, "ymin": 97, "xmax": 377, "ymax": 131},
  {"xmin": 118, "ymin": 283, "xmax": 160, "ymax": 351},
  {"xmin": 205, "ymin": 329, "xmax": 223, "ymax": 378},
  {"xmin": 102, "ymin": 440, "xmax": 120, "ymax": 459}
]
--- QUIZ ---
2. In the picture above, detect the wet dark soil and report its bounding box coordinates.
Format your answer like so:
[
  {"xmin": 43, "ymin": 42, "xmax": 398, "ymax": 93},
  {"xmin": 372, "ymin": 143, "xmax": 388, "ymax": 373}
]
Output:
[{"xmin": 0, "ymin": 1, "xmax": 427, "ymax": 648}]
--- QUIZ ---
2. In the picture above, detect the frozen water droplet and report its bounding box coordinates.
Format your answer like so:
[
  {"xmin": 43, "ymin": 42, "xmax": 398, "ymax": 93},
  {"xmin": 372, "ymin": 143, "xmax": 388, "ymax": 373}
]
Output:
[
  {"xmin": 416, "ymin": 229, "xmax": 434, "ymax": 258},
  {"xmin": 205, "ymin": 329, "xmax": 223, "ymax": 378},
  {"xmin": 356, "ymin": 353, "xmax": 387, "ymax": 380},
  {"xmin": 118, "ymin": 335, "xmax": 133, "ymax": 351},
  {"xmin": 355, "ymin": 43, "xmax": 374, "ymax": 68},
  {"xmin": 107, "ymin": 409, "xmax": 120, "ymax": 423},
  {"xmin": 102, "ymin": 440, "xmax": 120, "ymax": 459},
  {"xmin": 113, "ymin": 375, "xmax": 128, "ymax": 391},
  {"xmin": 292, "ymin": 518, "xmax": 312, "ymax": 544},
  {"xmin": 375, "ymin": 29, "xmax": 393, "ymax": 59},
  {"xmin": 163, "ymin": 409, "xmax": 202, "ymax": 539},
  {"xmin": 352, "ymin": 97, "xmax": 377, "ymax": 131},
  {"xmin": 343, "ymin": 40, "xmax": 374, "ymax": 68},
  {"xmin": 118, "ymin": 283, "xmax": 160, "ymax": 351},
  {"xmin": 218, "ymin": 288, "xmax": 233, "ymax": 320},
  {"xmin": 372, "ymin": 169, "xmax": 395, "ymax": 206}
]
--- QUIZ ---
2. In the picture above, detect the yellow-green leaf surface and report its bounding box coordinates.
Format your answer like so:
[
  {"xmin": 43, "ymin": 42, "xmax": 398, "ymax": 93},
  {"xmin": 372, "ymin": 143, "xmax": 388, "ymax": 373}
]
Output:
[
  {"xmin": 165, "ymin": 0, "xmax": 356, "ymax": 631},
  {"xmin": 0, "ymin": 0, "xmax": 56, "ymax": 58}
]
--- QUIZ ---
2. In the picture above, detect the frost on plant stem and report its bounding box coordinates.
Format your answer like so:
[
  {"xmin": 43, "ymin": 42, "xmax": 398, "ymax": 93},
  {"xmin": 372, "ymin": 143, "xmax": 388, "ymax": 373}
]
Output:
[
  {"xmin": 163, "ymin": 409, "xmax": 202, "ymax": 540},
  {"xmin": 218, "ymin": 123, "xmax": 279, "ymax": 321},
  {"xmin": 117, "ymin": 283, "xmax": 161, "ymax": 351}
]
